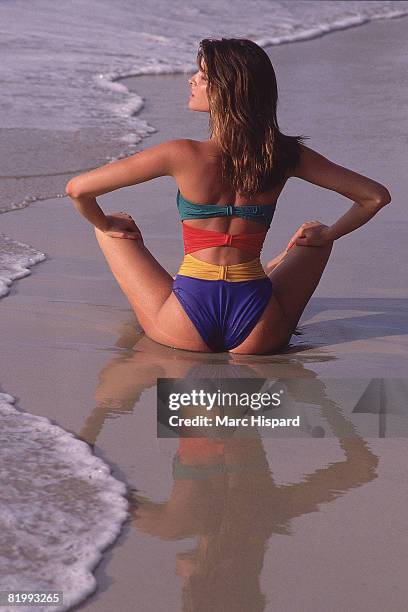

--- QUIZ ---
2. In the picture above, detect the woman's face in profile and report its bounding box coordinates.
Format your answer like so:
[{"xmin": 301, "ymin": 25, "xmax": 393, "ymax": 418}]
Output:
[{"xmin": 188, "ymin": 60, "xmax": 210, "ymax": 112}]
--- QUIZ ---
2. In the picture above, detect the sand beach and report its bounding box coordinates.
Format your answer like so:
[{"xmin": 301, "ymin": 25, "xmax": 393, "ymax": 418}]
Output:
[{"xmin": 1, "ymin": 12, "xmax": 408, "ymax": 612}]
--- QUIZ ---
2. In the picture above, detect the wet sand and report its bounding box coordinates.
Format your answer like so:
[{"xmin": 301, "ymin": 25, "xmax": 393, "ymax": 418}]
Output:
[{"xmin": 1, "ymin": 15, "xmax": 408, "ymax": 612}]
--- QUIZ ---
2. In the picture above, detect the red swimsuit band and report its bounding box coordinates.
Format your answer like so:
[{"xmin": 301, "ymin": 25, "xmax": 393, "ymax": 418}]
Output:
[{"xmin": 182, "ymin": 222, "xmax": 267, "ymax": 256}]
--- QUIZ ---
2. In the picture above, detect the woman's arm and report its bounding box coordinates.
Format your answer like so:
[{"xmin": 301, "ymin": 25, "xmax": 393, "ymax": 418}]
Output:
[
  {"xmin": 65, "ymin": 139, "xmax": 188, "ymax": 230},
  {"xmin": 291, "ymin": 144, "xmax": 391, "ymax": 241}
]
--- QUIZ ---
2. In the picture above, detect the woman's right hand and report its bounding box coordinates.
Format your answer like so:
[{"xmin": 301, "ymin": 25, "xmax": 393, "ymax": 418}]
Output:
[
  {"xmin": 103, "ymin": 212, "xmax": 143, "ymax": 241},
  {"xmin": 286, "ymin": 221, "xmax": 332, "ymax": 250}
]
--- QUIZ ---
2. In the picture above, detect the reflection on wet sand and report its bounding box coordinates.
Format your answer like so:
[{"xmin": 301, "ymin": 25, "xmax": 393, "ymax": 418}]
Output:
[
  {"xmin": 79, "ymin": 320, "xmax": 338, "ymax": 445},
  {"xmin": 134, "ymin": 433, "xmax": 377, "ymax": 612},
  {"xmin": 78, "ymin": 324, "xmax": 379, "ymax": 611}
]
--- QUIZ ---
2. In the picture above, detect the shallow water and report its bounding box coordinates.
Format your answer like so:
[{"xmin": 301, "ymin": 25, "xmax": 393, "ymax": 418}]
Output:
[
  {"xmin": 0, "ymin": 393, "xmax": 129, "ymax": 612},
  {"xmin": 1, "ymin": 7, "xmax": 408, "ymax": 610},
  {"xmin": 1, "ymin": 0, "xmax": 407, "ymax": 213},
  {"xmin": 71, "ymin": 336, "xmax": 408, "ymax": 611}
]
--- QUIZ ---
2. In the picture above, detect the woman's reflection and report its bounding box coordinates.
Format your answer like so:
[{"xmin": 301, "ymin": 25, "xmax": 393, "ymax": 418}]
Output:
[{"xmin": 77, "ymin": 320, "xmax": 378, "ymax": 612}]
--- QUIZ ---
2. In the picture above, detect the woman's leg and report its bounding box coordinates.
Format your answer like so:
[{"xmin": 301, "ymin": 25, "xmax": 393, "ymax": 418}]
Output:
[
  {"xmin": 267, "ymin": 241, "xmax": 333, "ymax": 329},
  {"xmin": 94, "ymin": 214, "xmax": 210, "ymax": 351},
  {"xmin": 229, "ymin": 241, "xmax": 333, "ymax": 354}
]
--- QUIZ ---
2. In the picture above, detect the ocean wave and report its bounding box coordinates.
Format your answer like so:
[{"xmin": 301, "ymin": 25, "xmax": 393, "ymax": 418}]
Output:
[
  {"xmin": 0, "ymin": 234, "xmax": 46, "ymax": 299},
  {"xmin": 0, "ymin": 392, "xmax": 129, "ymax": 611}
]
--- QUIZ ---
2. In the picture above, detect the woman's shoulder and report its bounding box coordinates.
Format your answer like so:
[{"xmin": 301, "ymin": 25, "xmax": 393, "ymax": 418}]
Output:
[
  {"xmin": 167, "ymin": 138, "xmax": 221, "ymax": 153},
  {"xmin": 161, "ymin": 138, "xmax": 205, "ymax": 149},
  {"xmin": 159, "ymin": 139, "xmax": 221, "ymax": 169},
  {"xmin": 156, "ymin": 138, "xmax": 207, "ymax": 160},
  {"xmin": 283, "ymin": 143, "xmax": 323, "ymax": 180},
  {"xmin": 158, "ymin": 138, "xmax": 195, "ymax": 151}
]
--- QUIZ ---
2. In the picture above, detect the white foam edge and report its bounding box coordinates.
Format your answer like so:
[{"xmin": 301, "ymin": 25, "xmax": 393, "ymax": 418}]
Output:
[
  {"xmin": 0, "ymin": 233, "xmax": 47, "ymax": 298},
  {"xmin": 0, "ymin": 392, "xmax": 130, "ymax": 611}
]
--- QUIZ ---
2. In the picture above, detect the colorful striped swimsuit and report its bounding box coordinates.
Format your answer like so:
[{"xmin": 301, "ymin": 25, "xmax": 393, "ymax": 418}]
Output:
[{"xmin": 172, "ymin": 189, "xmax": 276, "ymax": 351}]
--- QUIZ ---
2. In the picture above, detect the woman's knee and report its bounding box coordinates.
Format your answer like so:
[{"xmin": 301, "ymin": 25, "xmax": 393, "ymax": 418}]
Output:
[
  {"xmin": 93, "ymin": 218, "xmax": 144, "ymax": 249},
  {"xmin": 94, "ymin": 212, "xmax": 143, "ymax": 235},
  {"xmin": 321, "ymin": 239, "xmax": 334, "ymax": 252},
  {"xmin": 317, "ymin": 239, "xmax": 334, "ymax": 262},
  {"xmin": 290, "ymin": 240, "xmax": 334, "ymax": 264},
  {"xmin": 296, "ymin": 239, "xmax": 333, "ymax": 252}
]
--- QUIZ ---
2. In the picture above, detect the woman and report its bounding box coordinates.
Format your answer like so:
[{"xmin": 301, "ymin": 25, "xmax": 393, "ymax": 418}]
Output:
[{"xmin": 65, "ymin": 38, "xmax": 390, "ymax": 355}]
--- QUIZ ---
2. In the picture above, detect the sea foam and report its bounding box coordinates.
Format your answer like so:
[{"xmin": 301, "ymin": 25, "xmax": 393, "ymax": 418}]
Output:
[
  {"xmin": 0, "ymin": 234, "xmax": 46, "ymax": 298},
  {"xmin": 0, "ymin": 392, "xmax": 129, "ymax": 611}
]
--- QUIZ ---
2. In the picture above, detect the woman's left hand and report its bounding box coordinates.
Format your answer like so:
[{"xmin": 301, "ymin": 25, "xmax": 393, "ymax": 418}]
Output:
[{"xmin": 286, "ymin": 221, "xmax": 332, "ymax": 250}]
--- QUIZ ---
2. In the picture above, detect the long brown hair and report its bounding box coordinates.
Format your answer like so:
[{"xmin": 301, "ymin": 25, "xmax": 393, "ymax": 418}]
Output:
[{"xmin": 197, "ymin": 38, "xmax": 308, "ymax": 198}]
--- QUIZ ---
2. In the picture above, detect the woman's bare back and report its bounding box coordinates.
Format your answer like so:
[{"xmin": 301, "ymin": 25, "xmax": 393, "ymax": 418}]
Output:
[
  {"xmin": 175, "ymin": 138, "xmax": 287, "ymax": 206},
  {"xmin": 173, "ymin": 138, "xmax": 288, "ymax": 266}
]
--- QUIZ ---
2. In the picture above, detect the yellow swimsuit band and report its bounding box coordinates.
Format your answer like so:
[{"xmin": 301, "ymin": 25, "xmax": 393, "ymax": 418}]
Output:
[{"xmin": 176, "ymin": 253, "xmax": 267, "ymax": 282}]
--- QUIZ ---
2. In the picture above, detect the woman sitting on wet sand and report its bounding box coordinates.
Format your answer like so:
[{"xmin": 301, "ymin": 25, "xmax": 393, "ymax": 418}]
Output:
[{"xmin": 65, "ymin": 38, "xmax": 390, "ymax": 355}]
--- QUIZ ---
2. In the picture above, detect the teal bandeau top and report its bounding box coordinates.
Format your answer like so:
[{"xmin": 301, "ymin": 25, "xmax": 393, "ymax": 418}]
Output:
[{"xmin": 176, "ymin": 189, "xmax": 276, "ymax": 228}]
